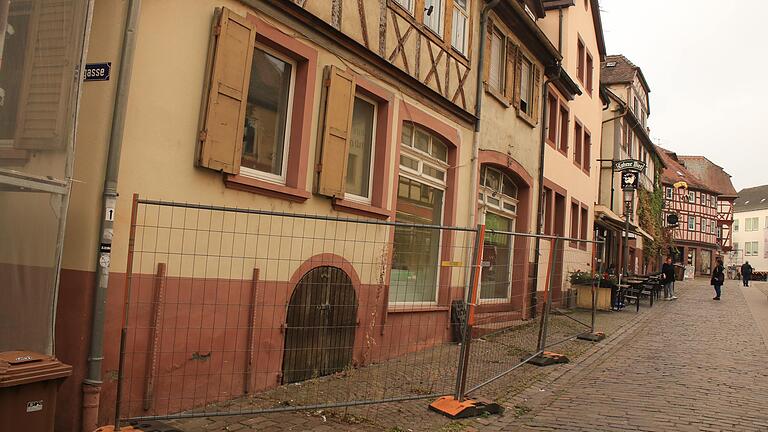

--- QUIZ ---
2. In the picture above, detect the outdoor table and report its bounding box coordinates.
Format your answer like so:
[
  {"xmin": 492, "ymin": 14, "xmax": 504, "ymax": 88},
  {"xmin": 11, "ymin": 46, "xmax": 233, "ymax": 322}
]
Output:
[{"xmin": 625, "ymin": 278, "xmax": 652, "ymax": 310}]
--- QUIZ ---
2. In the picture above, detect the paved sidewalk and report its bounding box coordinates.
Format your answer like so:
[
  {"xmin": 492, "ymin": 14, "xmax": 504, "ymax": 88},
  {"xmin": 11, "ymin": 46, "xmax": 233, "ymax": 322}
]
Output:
[
  {"xmin": 496, "ymin": 279, "xmax": 768, "ymax": 431},
  {"xmin": 163, "ymin": 300, "xmax": 646, "ymax": 431}
]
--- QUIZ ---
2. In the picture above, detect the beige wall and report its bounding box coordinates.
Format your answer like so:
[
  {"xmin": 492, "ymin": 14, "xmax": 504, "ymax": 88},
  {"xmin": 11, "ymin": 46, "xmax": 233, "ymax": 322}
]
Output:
[
  {"xmin": 64, "ymin": 0, "xmax": 476, "ymax": 286},
  {"xmin": 539, "ymin": 3, "xmax": 604, "ymax": 274}
]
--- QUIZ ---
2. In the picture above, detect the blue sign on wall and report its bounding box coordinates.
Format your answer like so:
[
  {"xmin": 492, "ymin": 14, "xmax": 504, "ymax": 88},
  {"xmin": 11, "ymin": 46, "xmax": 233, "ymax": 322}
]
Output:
[{"xmin": 84, "ymin": 62, "xmax": 111, "ymax": 81}]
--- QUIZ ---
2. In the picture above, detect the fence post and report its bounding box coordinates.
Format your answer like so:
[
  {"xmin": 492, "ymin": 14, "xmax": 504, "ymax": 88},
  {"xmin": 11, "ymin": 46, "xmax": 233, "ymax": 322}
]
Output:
[
  {"xmin": 454, "ymin": 224, "xmax": 485, "ymax": 402},
  {"xmin": 537, "ymin": 237, "xmax": 560, "ymax": 351},
  {"xmin": 113, "ymin": 193, "xmax": 140, "ymax": 427},
  {"xmin": 578, "ymin": 240, "xmax": 607, "ymax": 342}
]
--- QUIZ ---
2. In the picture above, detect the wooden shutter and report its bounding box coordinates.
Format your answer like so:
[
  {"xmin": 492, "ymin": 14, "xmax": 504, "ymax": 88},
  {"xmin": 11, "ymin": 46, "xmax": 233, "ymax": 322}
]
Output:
[
  {"xmin": 482, "ymin": 20, "xmax": 492, "ymax": 84},
  {"xmin": 512, "ymin": 50, "xmax": 522, "ymax": 110},
  {"xmin": 14, "ymin": 0, "xmax": 85, "ymax": 149},
  {"xmin": 317, "ymin": 65, "xmax": 356, "ymax": 198},
  {"xmin": 504, "ymin": 40, "xmax": 517, "ymax": 102},
  {"xmin": 531, "ymin": 64, "xmax": 542, "ymax": 123},
  {"xmin": 198, "ymin": 8, "xmax": 256, "ymax": 174}
]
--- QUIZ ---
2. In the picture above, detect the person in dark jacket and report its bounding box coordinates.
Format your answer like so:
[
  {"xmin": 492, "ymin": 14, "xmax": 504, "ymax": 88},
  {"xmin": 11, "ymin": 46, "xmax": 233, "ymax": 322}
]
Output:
[
  {"xmin": 711, "ymin": 258, "xmax": 725, "ymax": 300},
  {"xmin": 661, "ymin": 256, "xmax": 677, "ymax": 300},
  {"xmin": 741, "ymin": 261, "xmax": 754, "ymax": 287}
]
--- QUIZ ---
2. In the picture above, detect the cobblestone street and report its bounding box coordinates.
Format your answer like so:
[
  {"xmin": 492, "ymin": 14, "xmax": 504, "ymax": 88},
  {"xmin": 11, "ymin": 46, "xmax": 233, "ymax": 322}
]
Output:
[{"xmin": 497, "ymin": 279, "xmax": 768, "ymax": 431}]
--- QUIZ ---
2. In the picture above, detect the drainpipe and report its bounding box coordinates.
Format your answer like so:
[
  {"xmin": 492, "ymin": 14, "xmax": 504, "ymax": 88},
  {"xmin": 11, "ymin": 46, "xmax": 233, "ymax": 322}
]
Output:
[
  {"xmin": 468, "ymin": 0, "xmax": 501, "ymax": 228},
  {"xmin": 82, "ymin": 0, "xmax": 141, "ymax": 430},
  {"xmin": 557, "ymin": 8, "xmax": 563, "ymax": 53},
  {"xmin": 530, "ymin": 69, "xmax": 560, "ymax": 318}
]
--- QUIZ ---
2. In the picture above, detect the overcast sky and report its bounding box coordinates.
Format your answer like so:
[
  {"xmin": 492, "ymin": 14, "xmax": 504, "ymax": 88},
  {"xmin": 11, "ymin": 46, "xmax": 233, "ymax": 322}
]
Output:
[{"xmin": 599, "ymin": 0, "xmax": 766, "ymax": 191}]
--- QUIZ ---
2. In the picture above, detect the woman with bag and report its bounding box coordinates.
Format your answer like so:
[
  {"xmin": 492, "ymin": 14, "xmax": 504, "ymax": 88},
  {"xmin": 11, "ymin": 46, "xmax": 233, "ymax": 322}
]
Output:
[{"xmin": 711, "ymin": 258, "xmax": 725, "ymax": 300}]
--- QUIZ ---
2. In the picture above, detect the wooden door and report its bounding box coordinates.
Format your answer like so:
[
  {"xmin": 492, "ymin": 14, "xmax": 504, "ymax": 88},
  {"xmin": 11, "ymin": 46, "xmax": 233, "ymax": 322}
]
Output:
[{"xmin": 282, "ymin": 266, "xmax": 357, "ymax": 384}]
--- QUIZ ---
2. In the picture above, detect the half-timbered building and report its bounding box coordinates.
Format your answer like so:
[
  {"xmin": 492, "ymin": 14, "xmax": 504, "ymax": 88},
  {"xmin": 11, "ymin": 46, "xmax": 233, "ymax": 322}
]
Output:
[{"xmin": 658, "ymin": 147, "xmax": 720, "ymax": 277}]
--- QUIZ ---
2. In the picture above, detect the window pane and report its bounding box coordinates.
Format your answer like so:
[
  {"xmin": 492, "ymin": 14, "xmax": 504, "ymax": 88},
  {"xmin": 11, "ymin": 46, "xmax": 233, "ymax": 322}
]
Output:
[
  {"xmin": 424, "ymin": 0, "xmax": 444, "ymax": 36},
  {"xmin": 390, "ymin": 177, "xmax": 443, "ymax": 303},
  {"xmin": 502, "ymin": 174, "xmax": 517, "ymax": 198},
  {"xmin": 520, "ymin": 59, "xmax": 531, "ymax": 112},
  {"xmin": 489, "ymin": 32, "xmax": 503, "ymax": 91},
  {"xmin": 346, "ymin": 97, "xmax": 375, "ymax": 198},
  {"xmin": 400, "ymin": 154, "xmax": 419, "ymax": 171},
  {"xmin": 423, "ymin": 164, "xmax": 446, "ymax": 181},
  {"xmin": 451, "ymin": 7, "xmax": 468, "ymax": 54},
  {"xmin": 481, "ymin": 213, "xmax": 512, "ymax": 300},
  {"xmin": 242, "ymin": 47, "xmax": 293, "ymax": 176},
  {"xmin": 0, "ymin": 5, "xmax": 31, "ymax": 140},
  {"xmin": 414, "ymin": 127, "xmax": 430, "ymax": 153},
  {"xmin": 430, "ymin": 137, "xmax": 448, "ymax": 162},
  {"xmin": 484, "ymin": 167, "xmax": 501, "ymax": 191},
  {"xmin": 401, "ymin": 123, "xmax": 414, "ymax": 149}
]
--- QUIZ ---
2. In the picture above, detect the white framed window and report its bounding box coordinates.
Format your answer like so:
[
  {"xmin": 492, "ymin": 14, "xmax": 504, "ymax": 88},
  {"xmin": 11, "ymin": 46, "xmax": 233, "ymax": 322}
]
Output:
[
  {"xmin": 488, "ymin": 29, "xmax": 504, "ymax": 92},
  {"xmin": 519, "ymin": 56, "xmax": 534, "ymax": 115},
  {"xmin": 702, "ymin": 219, "xmax": 708, "ymax": 234},
  {"xmin": 478, "ymin": 165, "xmax": 518, "ymax": 302},
  {"xmin": 688, "ymin": 215, "xmax": 695, "ymax": 231},
  {"xmin": 451, "ymin": 0, "xmax": 469, "ymax": 55},
  {"xmin": 390, "ymin": 122, "xmax": 449, "ymax": 306},
  {"xmin": 746, "ymin": 241, "xmax": 759, "ymax": 256},
  {"xmin": 393, "ymin": 0, "xmax": 414, "ymax": 14},
  {"xmin": 241, "ymin": 43, "xmax": 296, "ymax": 184},
  {"xmin": 423, "ymin": 0, "xmax": 445, "ymax": 37},
  {"xmin": 734, "ymin": 219, "xmax": 739, "ymax": 232},
  {"xmin": 665, "ymin": 187, "xmax": 673, "ymax": 200},
  {"xmin": 344, "ymin": 94, "xmax": 377, "ymax": 203},
  {"xmin": 687, "ymin": 191, "xmax": 695, "ymax": 202}
]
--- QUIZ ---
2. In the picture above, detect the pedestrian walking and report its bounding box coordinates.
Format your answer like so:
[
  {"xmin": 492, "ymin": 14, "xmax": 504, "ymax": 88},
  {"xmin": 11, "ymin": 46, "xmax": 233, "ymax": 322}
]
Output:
[
  {"xmin": 741, "ymin": 261, "xmax": 754, "ymax": 287},
  {"xmin": 711, "ymin": 258, "xmax": 725, "ymax": 300},
  {"xmin": 661, "ymin": 256, "xmax": 677, "ymax": 300}
]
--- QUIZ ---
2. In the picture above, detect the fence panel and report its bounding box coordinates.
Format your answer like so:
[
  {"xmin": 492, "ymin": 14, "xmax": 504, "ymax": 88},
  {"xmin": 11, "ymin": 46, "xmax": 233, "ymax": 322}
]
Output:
[
  {"xmin": 462, "ymin": 233, "xmax": 603, "ymax": 400},
  {"xmin": 117, "ymin": 197, "xmax": 479, "ymax": 422}
]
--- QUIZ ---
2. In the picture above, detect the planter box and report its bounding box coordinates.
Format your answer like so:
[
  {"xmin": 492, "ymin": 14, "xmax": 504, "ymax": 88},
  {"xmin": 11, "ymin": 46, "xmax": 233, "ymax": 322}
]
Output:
[{"xmin": 575, "ymin": 284, "xmax": 612, "ymax": 311}]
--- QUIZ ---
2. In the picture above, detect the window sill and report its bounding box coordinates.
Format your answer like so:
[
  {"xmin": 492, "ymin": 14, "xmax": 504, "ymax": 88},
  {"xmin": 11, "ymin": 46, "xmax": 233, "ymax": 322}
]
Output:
[
  {"xmin": 517, "ymin": 109, "xmax": 536, "ymax": 128},
  {"xmin": 333, "ymin": 198, "xmax": 392, "ymax": 220},
  {"xmin": 225, "ymin": 173, "xmax": 310, "ymax": 202},
  {"xmin": 485, "ymin": 85, "xmax": 511, "ymax": 108},
  {"xmin": 387, "ymin": 305, "xmax": 449, "ymax": 314}
]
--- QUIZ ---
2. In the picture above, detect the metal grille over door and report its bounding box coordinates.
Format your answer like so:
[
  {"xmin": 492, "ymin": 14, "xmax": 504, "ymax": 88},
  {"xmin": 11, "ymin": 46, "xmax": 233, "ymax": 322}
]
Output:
[{"xmin": 282, "ymin": 266, "xmax": 357, "ymax": 384}]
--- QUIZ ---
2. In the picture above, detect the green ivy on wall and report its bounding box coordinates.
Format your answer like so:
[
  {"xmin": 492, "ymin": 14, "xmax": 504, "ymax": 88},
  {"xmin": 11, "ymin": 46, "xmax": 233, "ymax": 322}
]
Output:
[{"xmin": 637, "ymin": 161, "xmax": 672, "ymax": 267}]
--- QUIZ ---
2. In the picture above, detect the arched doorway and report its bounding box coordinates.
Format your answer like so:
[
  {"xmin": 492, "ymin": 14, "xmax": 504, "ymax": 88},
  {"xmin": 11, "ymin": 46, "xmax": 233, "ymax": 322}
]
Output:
[{"xmin": 282, "ymin": 266, "xmax": 358, "ymax": 384}]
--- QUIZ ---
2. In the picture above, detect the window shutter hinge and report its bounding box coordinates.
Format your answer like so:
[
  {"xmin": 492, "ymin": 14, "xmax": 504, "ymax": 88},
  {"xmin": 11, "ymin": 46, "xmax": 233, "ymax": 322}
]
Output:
[
  {"xmin": 316, "ymin": 163, "xmax": 322, "ymax": 173},
  {"xmin": 214, "ymin": 25, "xmax": 222, "ymax": 36},
  {"xmin": 199, "ymin": 130, "xmax": 208, "ymax": 143}
]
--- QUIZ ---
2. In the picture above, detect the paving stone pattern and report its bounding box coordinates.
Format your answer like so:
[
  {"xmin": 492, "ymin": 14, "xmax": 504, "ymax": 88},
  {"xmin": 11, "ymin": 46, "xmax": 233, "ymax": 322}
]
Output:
[{"xmin": 498, "ymin": 279, "xmax": 768, "ymax": 432}]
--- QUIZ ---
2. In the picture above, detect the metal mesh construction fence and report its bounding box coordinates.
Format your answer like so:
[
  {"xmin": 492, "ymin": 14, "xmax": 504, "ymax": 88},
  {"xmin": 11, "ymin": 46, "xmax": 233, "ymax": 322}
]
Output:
[{"xmin": 114, "ymin": 196, "xmax": 604, "ymax": 425}]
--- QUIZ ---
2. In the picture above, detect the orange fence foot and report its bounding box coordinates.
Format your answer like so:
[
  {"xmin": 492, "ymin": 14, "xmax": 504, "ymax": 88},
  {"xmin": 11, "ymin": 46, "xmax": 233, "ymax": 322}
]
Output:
[
  {"xmin": 524, "ymin": 351, "xmax": 570, "ymax": 367},
  {"xmin": 429, "ymin": 396, "xmax": 504, "ymax": 419}
]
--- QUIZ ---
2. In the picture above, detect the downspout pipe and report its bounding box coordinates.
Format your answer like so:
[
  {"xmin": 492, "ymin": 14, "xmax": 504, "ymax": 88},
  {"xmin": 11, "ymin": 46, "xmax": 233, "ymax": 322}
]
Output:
[
  {"xmin": 468, "ymin": 0, "xmax": 501, "ymax": 228},
  {"xmin": 82, "ymin": 0, "xmax": 141, "ymax": 430},
  {"xmin": 530, "ymin": 69, "xmax": 560, "ymax": 318}
]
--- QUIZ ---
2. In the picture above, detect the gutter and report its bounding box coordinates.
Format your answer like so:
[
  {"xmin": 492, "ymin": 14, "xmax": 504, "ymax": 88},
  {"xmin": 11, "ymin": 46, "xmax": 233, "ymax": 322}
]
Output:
[{"xmin": 82, "ymin": 0, "xmax": 141, "ymax": 430}]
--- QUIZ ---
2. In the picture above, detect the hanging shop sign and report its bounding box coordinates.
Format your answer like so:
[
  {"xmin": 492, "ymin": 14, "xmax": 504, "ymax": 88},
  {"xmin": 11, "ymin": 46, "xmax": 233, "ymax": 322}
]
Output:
[
  {"xmin": 613, "ymin": 159, "xmax": 646, "ymax": 172},
  {"xmin": 621, "ymin": 170, "xmax": 639, "ymax": 191}
]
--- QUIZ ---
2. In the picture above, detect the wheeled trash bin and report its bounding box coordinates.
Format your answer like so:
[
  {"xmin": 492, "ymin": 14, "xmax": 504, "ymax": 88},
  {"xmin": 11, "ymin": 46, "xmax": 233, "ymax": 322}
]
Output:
[{"xmin": 0, "ymin": 351, "xmax": 72, "ymax": 432}]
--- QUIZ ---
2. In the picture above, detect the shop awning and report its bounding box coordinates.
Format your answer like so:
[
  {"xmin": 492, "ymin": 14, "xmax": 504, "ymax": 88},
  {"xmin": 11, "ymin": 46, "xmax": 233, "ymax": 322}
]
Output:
[{"xmin": 594, "ymin": 205, "xmax": 654, "ymax": 242}]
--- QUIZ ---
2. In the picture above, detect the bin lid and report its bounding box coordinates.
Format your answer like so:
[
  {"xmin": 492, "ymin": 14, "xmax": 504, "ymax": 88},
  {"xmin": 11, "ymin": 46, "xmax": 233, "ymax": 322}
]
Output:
[{"xmin": 0, "ymin": 351, "xmax": 72, "ymax": 388}]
